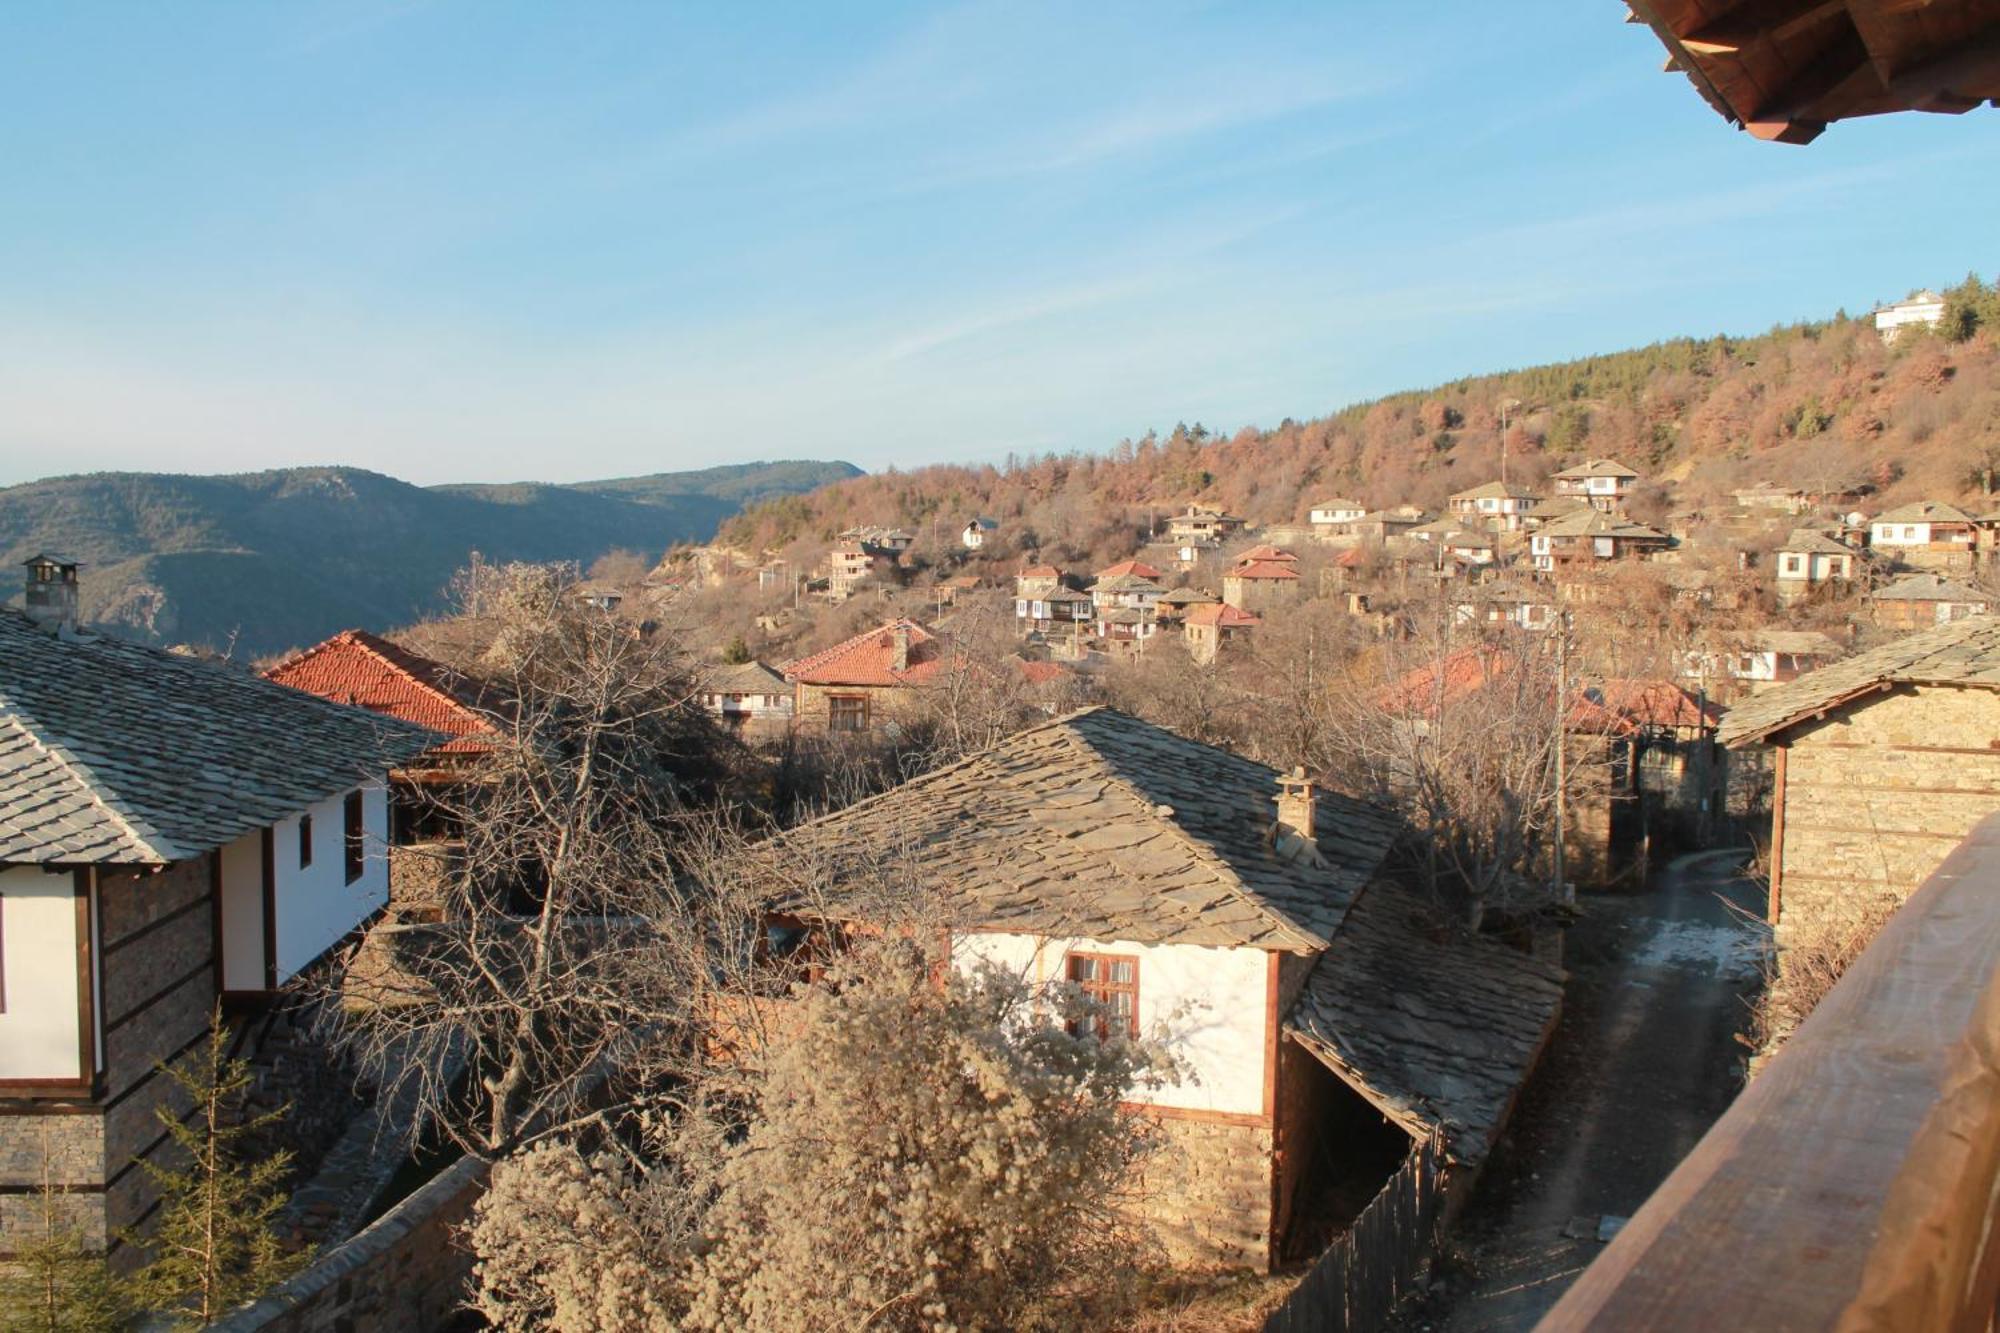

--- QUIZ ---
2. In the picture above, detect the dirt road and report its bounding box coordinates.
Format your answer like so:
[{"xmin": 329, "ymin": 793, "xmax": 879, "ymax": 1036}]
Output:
[{"xmin": 1393, "ymin": 849, "xmax": 1767, "ymax": 1331}]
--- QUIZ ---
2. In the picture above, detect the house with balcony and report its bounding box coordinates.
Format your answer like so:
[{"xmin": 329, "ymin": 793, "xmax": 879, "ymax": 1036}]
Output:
[
  {"xmin": 1550, "ymin": 459, "xmax": 1640, "ymax": 512},
  {"xmin": 1872, "ymin": 288, "xmax": 1946, "ymax": 342},
  {"xmin": 1166, "ymin": 505, "xmax": 1246, "ymax": 546},
  {"xmin": 0, "ymin": 564, "xmax": 436, "ymax": 1263},
  {"xmin": 1530, "ymin": 508, "xmax": 1673, "ymax": 572},
  {"xmin": 697, "ymin": 660, "xmax": 796, "ymax": 736},
  {"xmin": 1448, "ymin": 481, "xmax": 1540, "ymax": 531},
  {"xmin": 1308, "ymin": 498, "xmax": 1368, "ymax": 540},
  {"xmin": 1867, "ymin": 501, "xmax": 1978, "ymax": 571}
]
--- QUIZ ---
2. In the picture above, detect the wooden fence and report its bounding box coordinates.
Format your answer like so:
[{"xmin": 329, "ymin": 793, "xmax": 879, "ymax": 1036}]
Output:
[{"xmin": 1264, "ymin": 1129, "xmax": 1448, "ymax": 1333}]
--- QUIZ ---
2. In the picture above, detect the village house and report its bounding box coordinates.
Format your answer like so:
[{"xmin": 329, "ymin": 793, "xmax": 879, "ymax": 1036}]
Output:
[
  {"xmin": 960, "ymin": 517, "xmax": 998, "ymax": 550},
  {"xmin": 750, "ymin": 708, "xmax": 1561, "ymax": 1270},
  {"xmin": 783, "ymin": 619, "xmax": 962, "ymax": 734},
  {"xmin": 1773, "ymin": 528, "xmax": 1858, "ymax": 602},
  {"xmin": 1182, "ymin": 601, "xmax": 1260, "ymax": 664},
  {"xmin": 0, "ymin": 565, "xmax": 436, "ymax": 1262},
  {"xmin": 1719, "ymin": 615, "xmax": 2000, "ymax": 955},
  {"xmin": 1447, "ymin": 481, "xmax": 1540, "ymax": 532},
  {"xmin": 1870, "ymin": 571, "xmax": 1991, "ymax": 630},
  {"xmin": 1520, "ymin": 496, "xmax": 1591, "ymax": 531},
  {"xmin": 1090, "ymin": 569, "xmax": 1168, "ymax": 617},
  {"xmin": 263, "ymin": 629, "xmax": 501, "ymax": 919},
  {"xmin": 1222, "ymin": 547, "xmax": 1302, "ymax": 614},
  {"xmin": 1154, "ymin": 586, "xmax": 1220, "ymax": 624},
  {"xmin": 1350, "ymin": 506, "xmax": 1430, "ymax": 543},
  {"xmin": 1872, "ymin": 288, "xmax": 1946, "ymax": 342},
  {"xmin": 1683, "ymin": 629, "xmax": 1845, "ymax": 698},
  {"xmin": 1455, "ymin": 583, "xmax": 1557, "ymax": 632},
  {"xmin": 1016, "ymin": 583, "xmax": 1094, "ymax": 637},
  {"xmin": 838, "ymin": 525, "xmax": 916, "ymax": 554},
  {"xmin": 1530, "ymin": 507, "xmax": 1673, "ymax": 572},
  {"xmin": 1550, "ymin": 458, "xmax": 1640, "ymax": 512},
  {"xmin": 1307, "ymin": 497, "xmax": 1367, "ymax": 539},
  {"xmin": 1731, "ymin": 482, "xmax": 1811, "ymax": 514},
  {"xmin": 1166, "ymin": 505, "xmax": 1246, "ymax": 546},
  {"xmin": 824, "ymin": 541, "xmax": 879, "ymax": 601},
  {"xmin": 1867, "ymin": 501, "xmax": 1978, "ymax": 570},
  {"xmin": 697, "ymin": 660, "xmax": 796, "ymax": 736},
  {"xmin": 1015, "ymin": 563, "xmax": 1064, "ymax": 599}
]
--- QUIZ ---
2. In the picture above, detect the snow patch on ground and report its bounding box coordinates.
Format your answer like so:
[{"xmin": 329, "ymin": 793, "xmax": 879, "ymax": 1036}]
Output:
[{"xmin": 1629, "ymin": 918, "xmax": 1765, "ymax": 980}]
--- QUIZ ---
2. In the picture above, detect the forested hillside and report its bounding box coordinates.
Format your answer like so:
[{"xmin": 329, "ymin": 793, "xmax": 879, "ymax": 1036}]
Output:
[
  {"xmin": 722, "ymin": 277, "xmax": 2000, "ymax": 569},
  {"xmin": 0, "ymin": 460, "xmax": 857, "ymax": 654}
]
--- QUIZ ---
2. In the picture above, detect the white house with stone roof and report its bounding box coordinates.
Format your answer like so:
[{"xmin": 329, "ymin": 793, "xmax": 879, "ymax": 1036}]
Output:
[
  {"xmin": 755, "ymin": 707, "xmax": 1562, "ymax": 1271},
  {"xmin": 0, "ymin": 561, "xmax": 436, "ymax": 1260}
]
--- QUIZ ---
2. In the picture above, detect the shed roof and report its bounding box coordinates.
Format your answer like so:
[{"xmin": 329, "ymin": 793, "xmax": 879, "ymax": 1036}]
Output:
[
  {"xmin": 1285, "ymin": 880, "xmax": 1564, "ymax": 1164},
  {"xmin": 763, "ymin": 707, "xmax": 1401, "ymax": 951},
  {"xmin": 1718, "ymin": 615, "xmax": 2000, "ymax": 746},
  {"xmin": 0, "ymin": 610, "xmax": 438, "ymax": 864}
]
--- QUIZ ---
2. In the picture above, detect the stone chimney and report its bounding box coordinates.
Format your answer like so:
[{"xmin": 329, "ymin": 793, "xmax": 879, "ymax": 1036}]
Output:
[
  {"xmin": 22, "ymin": 554, "xmax": 80, "ymax": 633},
  {"xmin": 891, "ymin": 622, "xmax": 911, "ymax": 673},
  {"xmin": 1272, "ymin": 766, "xmax": 1322, "ymax": 866}
]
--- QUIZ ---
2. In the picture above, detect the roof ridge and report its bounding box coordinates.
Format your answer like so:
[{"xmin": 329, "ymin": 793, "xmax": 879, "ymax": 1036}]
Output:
[
  {"xmin": 0, "ymin": 693, "xmax": 180, "ymax": 861},
  {"xmin": 340, "ymin": 628, "xmax": 487, "ymax": 722}
]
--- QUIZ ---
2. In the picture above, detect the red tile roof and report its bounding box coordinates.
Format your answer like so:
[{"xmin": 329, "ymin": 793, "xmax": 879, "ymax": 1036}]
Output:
[
  {"xmin": 1377, "ymin": 646, "xmax": 1637, "ymax": 735},
  {"xmin": 1096, "ymin": 559, "xmax": 1164, "ymax": 580},
  {"xmin": 263, "ymin": 629, "xmax": 495, "ymax": 755},
  {"xmin": 1017, "ymin": 564, "xmax": 1062, "ymax": 580},
  {"xmin": 1598, "ymin": 679, "xmax": 1723, "ymax": 731},
  {"xmin": 1012, "ymin": 658, "xmax": 1072, "ymax": 686},
  {"xmin": 1230, "ymin": 560, "xmax": 1301, "ymax": 581},
  {"xmin": 1183, "ymin": 603, "xmax": 1261, "ymax": 628},
  {"xmin": 1237, "ymin": 545, "xmax": 1298, "ymax": 564},
  {"xmin": 783, "ymin": 619, "xmax": 956, "ymax": 687}
]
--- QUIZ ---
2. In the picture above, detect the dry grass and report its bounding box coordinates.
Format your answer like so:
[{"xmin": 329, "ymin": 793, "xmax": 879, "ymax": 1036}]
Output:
[{"xmin": 1122, "ymin": 1267, "xmax": 1299, "ymax": 1332}]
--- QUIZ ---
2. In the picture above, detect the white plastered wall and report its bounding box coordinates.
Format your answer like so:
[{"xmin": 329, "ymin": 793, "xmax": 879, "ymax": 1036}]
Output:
[
  {"xmin": 0, "ymin": 865, "xmax": 81, "ymax": 1079},
  {"xmin": 271, "ymin": 782, "xmax": 389, "ymax": 982},
  {"xmin": 952, "ymin": 931, "xmax": 1271, "ymax": 1117}
]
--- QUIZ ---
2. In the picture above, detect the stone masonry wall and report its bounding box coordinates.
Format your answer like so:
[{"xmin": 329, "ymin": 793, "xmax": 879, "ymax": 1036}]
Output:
[
  {"xmin": 1779, "ymin": 685, "xmax": 2000, "ymax": 945},
  {"xmin": 0, "ymin": 1113, "xmax": 106, "ymax": 1252},
  {"xmin": 206, "ymin": 1154, "xmax": 489, "ymax": 1333},
  {"xmin": 1131, "ymin": 1114, "xmax": 1272, "ymax": 1270}
]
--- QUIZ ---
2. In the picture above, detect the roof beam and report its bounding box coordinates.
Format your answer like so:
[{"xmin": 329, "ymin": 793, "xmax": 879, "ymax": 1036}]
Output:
[
  {"xmin": 1682, "ymin": 0, "xmax": 1848, "ymax": 55},
  {"xmin": 1748, "ymin": 19, "xmax": 1875, "ymax": 138},
  {"xmin": 1886, "ymin": 19, "xmax": 2000, "ymax": 111}
]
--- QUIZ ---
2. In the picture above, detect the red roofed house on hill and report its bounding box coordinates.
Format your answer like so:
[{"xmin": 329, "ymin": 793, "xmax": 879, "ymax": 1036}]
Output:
[
  {"xmin": 265, "ymin": 628, "xmax": 501, "ymax": 918},
  {"xmin": 1183, "ymin": 601, "xmax": 1261, "ymax": 664},
  {"xmin": 783, "ymin": 618, "xmax": 965, "ymax": 735},
  {"xmin": 1223, "ymin": 549, "xmax": 1303, "ymax": 614}
]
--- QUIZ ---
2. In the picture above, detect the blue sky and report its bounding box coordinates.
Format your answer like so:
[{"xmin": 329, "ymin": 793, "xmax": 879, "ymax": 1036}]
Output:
[{"xmin": 2, "ymin": 2, "xmax": 1996, "ymax": 487}]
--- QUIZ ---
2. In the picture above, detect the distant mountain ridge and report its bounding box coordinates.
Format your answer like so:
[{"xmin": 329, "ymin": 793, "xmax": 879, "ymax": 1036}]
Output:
[{"xmin": 0, "ymin": 460, "xmax": 860, "ymax": 655}]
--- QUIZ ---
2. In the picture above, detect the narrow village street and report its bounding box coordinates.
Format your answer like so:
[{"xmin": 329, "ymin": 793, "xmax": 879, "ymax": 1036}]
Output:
[{"xmin": 1394, "ymin": 849, "xmax": 1768, "ymax": 1331}]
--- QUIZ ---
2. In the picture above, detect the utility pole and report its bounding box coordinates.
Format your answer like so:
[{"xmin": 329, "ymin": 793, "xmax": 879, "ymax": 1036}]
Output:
[{"xmin": 1553, "ymin": 610, "xmax": 1571, "ymax": 905}]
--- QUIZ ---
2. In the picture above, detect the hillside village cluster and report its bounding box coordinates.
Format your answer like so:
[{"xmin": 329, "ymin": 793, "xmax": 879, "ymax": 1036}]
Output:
[{"xmin": 9, "ymin": 407, "xmax": 2000, "ymax": 1327}]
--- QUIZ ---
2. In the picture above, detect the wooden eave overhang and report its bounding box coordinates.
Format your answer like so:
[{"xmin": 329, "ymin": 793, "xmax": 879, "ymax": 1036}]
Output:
[{"xmin": 1631, "ymin": 0, "xmax": 2000, "ymax": 143}]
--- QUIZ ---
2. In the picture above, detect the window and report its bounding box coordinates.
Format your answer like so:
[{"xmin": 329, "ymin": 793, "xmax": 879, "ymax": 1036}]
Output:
[
  {"xmin": 1066, "ymin": 952, "xmax": 1139, "ymax": 1040},
  {"xmin": 343, "ymin": 790, "xmax": 365, "ymax": 884},
  {"xmin": 828, "ymin": 694, "xmax": 868, "ymax": 733},
  {"xmin": 298, "ymin": 813, "xmax": 313, "ymax": 869},
  {"xmin": 1782, "ymin": 555, "xmax": 1802, "ymax": 574}
]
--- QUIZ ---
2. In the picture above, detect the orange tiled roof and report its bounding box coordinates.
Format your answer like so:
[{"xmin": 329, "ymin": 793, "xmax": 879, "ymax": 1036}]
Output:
[
  {"xmin": 1237, "ymin": 545, "xmax": 1298, "ymax": 564},
  {"xmin": 1183, "ymin": 603, "xmax": 1261, "ymax": 628},
  {"xmin": 1378, "ymin": 646, "xmax": 1637, "ymax": 735},
  {"xmin": 1598, "ymin": 679, "xmax": 1722, "ymax": 732},
  {"xmin": 263, "ymin": 629, "xmax": 496, "ymax": 755},
  {"xmin": 1096, "ymin": 559, "xmax": 1164, "ymax": 581},
  {"xmin": 782, "ymin": 619, "xmax": 954, "ymax": 687},
  {"xmin": 1017, "ymin": 564, "xmax": 1062, "ymax": 580},
  {"xmin": 1230, "ymin": 559, "xmax": 1301, "ymax": 581}
]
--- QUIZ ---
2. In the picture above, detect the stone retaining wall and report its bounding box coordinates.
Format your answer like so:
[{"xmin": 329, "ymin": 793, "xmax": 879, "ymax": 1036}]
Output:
[{"xmin": 206, "ymin": 1154, "xmax": 489, "ymax": 1333}]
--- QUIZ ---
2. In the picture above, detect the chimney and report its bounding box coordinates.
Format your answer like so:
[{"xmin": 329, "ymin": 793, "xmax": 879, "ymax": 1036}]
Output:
[
  {"xmin": 22, "ymin": 554, "xmax": 80, "ymax": 633},
  {"xmin": 1272, "ymin": 766, "xmax": 1321, "ymax": 865},
  {"xmin": 891, "ymin": 622, "xmax": 911, "ymax": 673}
]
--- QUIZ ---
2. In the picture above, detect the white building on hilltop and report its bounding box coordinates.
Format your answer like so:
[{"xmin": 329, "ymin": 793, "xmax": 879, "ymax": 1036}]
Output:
[{"xmin": 1874, "ymin": 290, "xmax": 1945, "ymax": 342}]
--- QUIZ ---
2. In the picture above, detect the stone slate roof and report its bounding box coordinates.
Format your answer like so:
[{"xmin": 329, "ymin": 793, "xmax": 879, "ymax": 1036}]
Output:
[
  {"xmin": 1450, "ymin": 481, "xmax": 1537, "ymax": 501},
  {"xmin": 1872, "ymin": 572, "xmax": 1989, "ymax": 603},
  {"xmin": 263, "ymin": 629, "xmax": 495, "ymax": 756},
  {"xmin": 766, "ymin": 706, "xmax": 1401, "ymax": 951},
  {"xmin": 1780, "ymin": 528, "xmax": 1857, "ymax": 557},
  {"xmin": 1719, "ymin": 615, "xmax": 2000, "ymax": 746},
  {"xmin": 1536, "ymin": 508, "xmax": 1670, "ymax": 541},
  {"xmin": 1091, "ymin": 573, "xmax": 1166, "ymax": 594},
  {"xmin": 1285, "ymin": 880, "xmax": 1564, "ymax": 1165},
  {"xmin": 1874, "ymin": 500, "xmax": 1975, "ymax": 525},
  {"xmin": 1552, "ymin": 458, "xmax": 1639, "ymax": 480},
  {"xmin": 0, "ymin": 610, "xmax": 440, "ymax": 864},
  {"xmin": 701, "ymin": 661, "xmax": 790, "ymax": 695}
]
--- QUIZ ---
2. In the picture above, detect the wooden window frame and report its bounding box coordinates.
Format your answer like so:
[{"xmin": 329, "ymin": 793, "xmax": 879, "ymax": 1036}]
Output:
[
  {"xmin": 827, "ymin": 694, "xmax": 870, "ymax": 734},
  {"xmin": 343, "ymin": 790, "xmax": 365, "ymax": 885},
  {"xmin": 1066, "ymin": 951, "xmax": 1140, "ymax": 1041}
]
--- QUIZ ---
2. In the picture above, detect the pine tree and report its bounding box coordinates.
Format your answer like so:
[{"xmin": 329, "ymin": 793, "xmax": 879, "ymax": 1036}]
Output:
[
  {"xmin": 125, "ymin": 1011, "xmax": 306, "ymax": 1328},
  {"xmin": 0, "ymin": 1127, "xmax": 127, "ymax": 1333}
]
